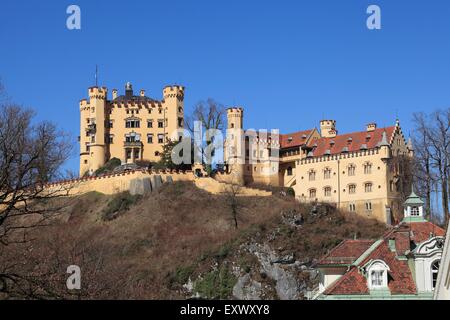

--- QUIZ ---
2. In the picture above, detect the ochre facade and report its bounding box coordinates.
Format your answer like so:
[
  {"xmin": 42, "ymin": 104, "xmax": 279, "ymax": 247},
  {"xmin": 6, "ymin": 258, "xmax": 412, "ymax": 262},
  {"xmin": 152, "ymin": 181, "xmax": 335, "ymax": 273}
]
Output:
[
  {"xmin": 224, "ymin": 107, "xmax": 413, "ymax": 225},
  {"xmin": 79, "ymin": 82, "xmax": 185, "ymax": 176}
]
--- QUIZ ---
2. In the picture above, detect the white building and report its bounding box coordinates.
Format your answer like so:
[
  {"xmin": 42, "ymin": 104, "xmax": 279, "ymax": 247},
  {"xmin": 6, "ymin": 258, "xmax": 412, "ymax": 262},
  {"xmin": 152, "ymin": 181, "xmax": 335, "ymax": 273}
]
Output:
[{"xmin": 316, "ymin": 189, "xmax": 445, "ymax": 299}]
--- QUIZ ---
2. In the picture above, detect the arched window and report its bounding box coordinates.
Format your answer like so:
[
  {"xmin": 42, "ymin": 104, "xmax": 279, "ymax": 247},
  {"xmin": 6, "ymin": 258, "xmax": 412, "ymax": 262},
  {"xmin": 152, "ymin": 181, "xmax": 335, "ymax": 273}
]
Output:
[
  {"xmin": 308, "ymin": 170, "xmax": 316, "ymax": 181},
  {"xmin": 348, "ymin": 184, "xmax": 356, "ymax": 194},
  {"xmin": 365, "ymin": 260, "xmax": 390, "ymax": 289},
  {"xmin": 432, "ymin": 260, "xmax": 440, "ymax": 290},
  {"xmin": 348, "ymin": 164, "xmax": 356, "ymax": 176},
  {"xmin": 324, "ymin": 186, "xmax": 331, "ymax": 197},
  {"xmin": 324, "ymin": 168, "xmax": 331, "ymax": 179},
  {"xmin": 364, "ymin": 162, "xmax": 372, "ymax": 174},
  {"xmin": 365, "ymin": 182, "xmax": 373, "ymax": 193},
  {"xmin": 287, "ymin": 166, "xmax": 293, "ymax": 176},
  {"xmin": 309, "ymin": 188, "xmax": 316, "ymax": 199}
]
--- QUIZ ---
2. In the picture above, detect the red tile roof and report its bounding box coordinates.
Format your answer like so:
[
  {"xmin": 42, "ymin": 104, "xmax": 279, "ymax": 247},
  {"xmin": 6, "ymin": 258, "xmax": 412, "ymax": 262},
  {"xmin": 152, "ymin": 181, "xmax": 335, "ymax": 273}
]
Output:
[
  {"xmin": 279, "ymin": 129, "xmax": 315, "ymax": 149},
  {"xmin": 307, "ymin": 126, "xmax": 396, "ymax": 157},
  {"xmin": 322, "ymin": 220, "xmax": 445, "ymax": 296},
  {"xmin": 409, "ymin": 221, "xmax": 445, "ymax": 242},
  {"xmin": 324, "ymin": 239, "xmax": 417, "ymax": 295},
  {"xmin": 317, "ymin": 239, "xmax": 375, "ymax": 266}
]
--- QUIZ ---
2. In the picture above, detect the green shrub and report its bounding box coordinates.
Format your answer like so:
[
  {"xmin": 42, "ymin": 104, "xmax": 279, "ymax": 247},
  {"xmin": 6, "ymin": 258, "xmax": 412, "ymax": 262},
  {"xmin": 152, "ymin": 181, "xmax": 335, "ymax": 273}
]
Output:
[
  {"xmin": 170, "ymin": 265, "xmax": 195, "ymax": 286},
  {"xmin": 194, "ymin": 265, "xmax": 237, "ymax": 299},
  {"xmin": 101, "ymin": 191, "xmax": 141, "ymax": 221},
  {"xmin": 94, "ymin": 157, "xmax": 121, "ymax": 176},
  {"xmin": 286, "ymin": 187, "xmax": 295, "ymax": 197},
  {"xmin": 214, "ymin": 243, "xmax": 232, "ymax": 260}
]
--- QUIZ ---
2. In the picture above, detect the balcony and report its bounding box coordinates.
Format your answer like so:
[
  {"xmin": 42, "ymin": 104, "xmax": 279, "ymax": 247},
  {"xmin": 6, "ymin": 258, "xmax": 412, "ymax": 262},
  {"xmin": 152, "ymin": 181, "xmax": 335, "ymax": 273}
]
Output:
[
  {"xmin": 124, "ymin": 140, "xmax": 143, "ymax": 148},
  {"xmin": 85, "ymin": 123, "xmax": 96, "ymax": 134}
]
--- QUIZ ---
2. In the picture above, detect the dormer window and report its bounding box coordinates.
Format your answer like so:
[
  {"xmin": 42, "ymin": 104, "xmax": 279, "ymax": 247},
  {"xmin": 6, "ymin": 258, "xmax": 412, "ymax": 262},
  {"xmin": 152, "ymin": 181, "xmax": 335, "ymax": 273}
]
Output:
[
  {"xmin": 288, "ymin": 136, "xmax": 293, "ymax": 143},
  {"xmin": 365, "ymin": 260, "xmax": 390, "ymax": 290},
  {"xmin": 371, "ymin": 270, "xmax": 385, "ymax": 287}
]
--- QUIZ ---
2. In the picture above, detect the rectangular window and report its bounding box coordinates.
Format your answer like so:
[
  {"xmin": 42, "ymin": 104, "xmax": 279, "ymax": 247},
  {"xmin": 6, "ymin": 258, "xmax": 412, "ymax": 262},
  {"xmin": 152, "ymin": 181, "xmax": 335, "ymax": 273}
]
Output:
[
  {"xmin": 158, "ymin": 134, "xmax": 164, "ymax": 144},
  {"xmin": 366, "ymin": 202, "xmax": 372, "ymax": 212},
  {"xmin": 126, "ymin": 120, "xmax": 140, "ymax": 128},
  {"xmin": 371, "ymin": 270, "xmax": 383, "ymax": 287},
  {"xmin": 108, "ymin": 135, "xmax": 113, "ymax": 143},
  {"xmin": 158, "ymin": 120, "xmax": 164, "ymax": 128},
  {"xmin": 147, "ymin": 134, "xmax": 153, "ymax": 144},
  {"xmin": 147, "ymin": 120, "xmax": 153, "ymax": 128}
]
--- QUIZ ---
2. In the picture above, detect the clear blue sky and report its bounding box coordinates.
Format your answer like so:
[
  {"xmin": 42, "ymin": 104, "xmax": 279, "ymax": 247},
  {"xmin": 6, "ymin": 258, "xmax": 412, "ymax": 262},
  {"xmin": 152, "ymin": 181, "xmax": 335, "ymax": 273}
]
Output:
[{"xmin": 1, "ymin": 0, "xmax": 450, "ymax": 173}]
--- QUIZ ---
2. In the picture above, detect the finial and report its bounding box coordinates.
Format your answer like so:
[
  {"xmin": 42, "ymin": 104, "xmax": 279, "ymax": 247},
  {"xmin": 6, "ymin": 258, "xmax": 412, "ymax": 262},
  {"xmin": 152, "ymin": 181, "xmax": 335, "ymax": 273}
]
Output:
[{"xmin": 379, "ymin": 130, "xmax": 389, "ymax": 147}]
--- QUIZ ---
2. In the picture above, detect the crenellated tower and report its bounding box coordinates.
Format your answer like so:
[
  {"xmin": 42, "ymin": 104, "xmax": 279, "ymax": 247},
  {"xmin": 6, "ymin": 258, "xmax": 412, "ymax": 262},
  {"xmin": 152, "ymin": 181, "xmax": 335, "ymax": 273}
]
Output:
[
  {"xmin": 88, "ymin": 86, "xmax": 107, "ymax": 174},
  {"xmin": 225, "ymin": 107, "xmax": 245, "ymax": 185}
]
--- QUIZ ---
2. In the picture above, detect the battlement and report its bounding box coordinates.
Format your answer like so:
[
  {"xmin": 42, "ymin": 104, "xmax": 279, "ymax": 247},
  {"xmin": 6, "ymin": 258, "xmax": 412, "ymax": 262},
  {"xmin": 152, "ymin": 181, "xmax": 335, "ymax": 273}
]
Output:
[
  {"xmin": 163, "ymin": 85, "xmax": 185, "ymax": 100},
  {"xmin": 88, "ymin": 86, "xmax": 108, "ymax": 99},
  {"xmin": 79, "ymin": 99, "xmax": 88, "ymax": 107},
  {"xmin": 320, "ymin": 119, "xmax": 337, "ymax": 138},
  {"xmin": 227, "ymin": 107, "xmax": 244, "ymax": 114},
  {"xmin": 320, "ymin": 119, "xmax": 336, "ymax": 126}
]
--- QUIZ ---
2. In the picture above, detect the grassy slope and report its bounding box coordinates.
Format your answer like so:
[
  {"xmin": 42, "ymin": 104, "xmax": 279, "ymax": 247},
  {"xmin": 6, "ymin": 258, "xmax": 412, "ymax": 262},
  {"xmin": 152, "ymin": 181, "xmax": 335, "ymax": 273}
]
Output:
[{"xmin": 0, "ymin": 181, "xmax": 387, "ymax": 299}]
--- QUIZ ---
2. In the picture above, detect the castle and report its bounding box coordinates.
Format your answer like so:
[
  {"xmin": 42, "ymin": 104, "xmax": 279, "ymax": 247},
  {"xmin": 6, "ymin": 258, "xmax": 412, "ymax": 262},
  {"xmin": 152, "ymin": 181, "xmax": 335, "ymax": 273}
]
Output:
[
  {"xmin": 79, "ymin": 82, "xmax": 185, "ymax": 176},
  {"xmin": 79, "ymin": 83, "xmax": 413, "ymax": 225},
  {"xmin": 223, "ymin": 107, "xmax": 414, "ymax": 225}
]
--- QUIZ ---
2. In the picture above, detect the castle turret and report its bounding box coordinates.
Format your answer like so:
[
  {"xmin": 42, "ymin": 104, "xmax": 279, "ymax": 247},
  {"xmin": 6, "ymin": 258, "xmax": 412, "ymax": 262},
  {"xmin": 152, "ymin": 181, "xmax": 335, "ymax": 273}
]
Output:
[
  {"xmin": 379, "ymin": 130, "xmax": 391, "ymax": 159},
  {"xmin": 225, "ymin": 107, "xmax": 245, "ymax": 185},
  {"xmin": 87, "ymin": 86, "xmax": 107, "ymax": 174},
  {"xmin": 79, "ymin": 98, "xmax": 90, "ymax": 175},
  {"xmin": 163, "ymin": 85, "xmax": 185, "ymax": 129},
  {"xmin": 320, "ymin": 120, "xmax": 337, "ymax": 138}
]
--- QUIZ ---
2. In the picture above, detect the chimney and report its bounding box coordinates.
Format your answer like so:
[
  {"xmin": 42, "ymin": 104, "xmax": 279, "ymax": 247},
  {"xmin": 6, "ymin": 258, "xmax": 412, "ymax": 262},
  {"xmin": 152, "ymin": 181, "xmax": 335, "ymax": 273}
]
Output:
[
  {"xmin": 140, "ymin": 89, "xmax": 146, "ymax": 97},
  {"xmin": 112, "ymin": 89, "xmax": 118, "ymax": 100},
  {"xmin": 125, "ymin": 82, "xmax": 133, "ymax": 98},
  {"xmin": 367, "ymin": 123, "xmax": 377, "ymax": 132}
]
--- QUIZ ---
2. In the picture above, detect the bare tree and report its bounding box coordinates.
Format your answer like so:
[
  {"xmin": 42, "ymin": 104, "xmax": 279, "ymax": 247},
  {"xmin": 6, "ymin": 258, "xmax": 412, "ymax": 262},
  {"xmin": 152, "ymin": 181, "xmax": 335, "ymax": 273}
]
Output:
[
  {"xmin": 412, "ymin": 109, "xmax": 450, "ymax": 226},
  {"xmin": 0, "ymin": 84, "xmax": 73, "ymax": 296},
  {"xmin": 412, "ymin": 112, "xmax": 435, "ymax": 217},
  {"xmin": 185, "ymin": 99, "xmax": 226, "ymax": 172},
  {"xmin": 223, "ymin": 181, "xmax": 242, "ymax": 229}
]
